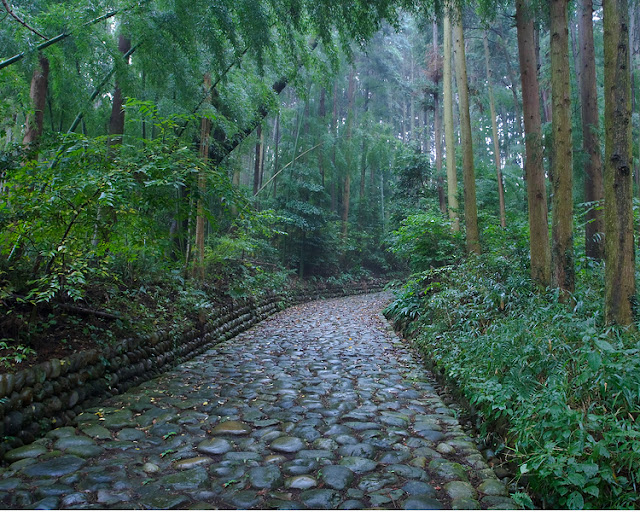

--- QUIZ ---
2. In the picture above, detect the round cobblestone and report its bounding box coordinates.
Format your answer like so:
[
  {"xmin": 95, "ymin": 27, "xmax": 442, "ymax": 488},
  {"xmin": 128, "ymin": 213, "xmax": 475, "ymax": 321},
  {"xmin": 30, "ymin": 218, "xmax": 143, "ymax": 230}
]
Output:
[{"xmin": 0, "ymin": 293, "xmax": 516, "ymax": 510}]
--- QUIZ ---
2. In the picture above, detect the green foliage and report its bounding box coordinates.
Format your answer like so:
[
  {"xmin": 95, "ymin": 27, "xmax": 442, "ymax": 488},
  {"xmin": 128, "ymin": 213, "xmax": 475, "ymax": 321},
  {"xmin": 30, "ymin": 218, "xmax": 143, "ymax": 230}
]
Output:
[
  {"xmin": 204, "ymin": 208, "xmax": 293, "ymax": 298},
  {"xmin": 387, "ymin": 211, "xmax": 463, "ymax": 272},
  {"xmin": 0, "ymin": 340, "xmax": 36, "ymax": 370},
  {"xmin": 2, "ymin": 129, "xmax": 193, "ymax": 299},
  {"xmin": 385, "ymin": 241, "xmax": 640, "ymax": 509},
  {"xmin": 389, "ymin": 146, "xmax": 436, "ymax": 222}
]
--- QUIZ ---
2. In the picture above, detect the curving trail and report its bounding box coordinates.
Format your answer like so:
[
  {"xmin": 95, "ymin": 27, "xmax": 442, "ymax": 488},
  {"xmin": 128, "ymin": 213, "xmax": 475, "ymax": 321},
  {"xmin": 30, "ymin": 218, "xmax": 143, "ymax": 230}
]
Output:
[{"xmin": 0, "ymin": 292, "xmax": 516, "ymax": 509}]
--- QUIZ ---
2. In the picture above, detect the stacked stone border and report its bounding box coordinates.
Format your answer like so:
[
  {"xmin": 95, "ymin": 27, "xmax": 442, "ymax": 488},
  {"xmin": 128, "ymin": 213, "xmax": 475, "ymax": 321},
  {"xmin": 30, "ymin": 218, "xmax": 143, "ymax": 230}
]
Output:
[{"xmin": 0, "ymin": 279, "xmax": 386, "ymax": 457}]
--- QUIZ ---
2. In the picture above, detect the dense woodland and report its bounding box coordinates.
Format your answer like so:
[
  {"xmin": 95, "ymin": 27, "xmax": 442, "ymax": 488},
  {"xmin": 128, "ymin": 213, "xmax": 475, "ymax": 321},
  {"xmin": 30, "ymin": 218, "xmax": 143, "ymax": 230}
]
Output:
[{"xmin": 2, "ymin": 0, "xmax": 640, "ymax": 508}]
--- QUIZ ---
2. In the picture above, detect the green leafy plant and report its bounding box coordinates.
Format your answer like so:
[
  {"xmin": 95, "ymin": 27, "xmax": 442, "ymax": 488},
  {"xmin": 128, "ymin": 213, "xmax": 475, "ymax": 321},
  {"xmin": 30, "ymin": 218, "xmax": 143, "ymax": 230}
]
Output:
[
  {"xmin": 385, "ymin": 244, "xmax": 640, "ymax": 509},
  {"xmin": 386, "ymin": 211, "xmax": 463, "ymax": 273},
  {"xmin": 0, "ymin": 340, "xmax": 36, "ymax": 369}
]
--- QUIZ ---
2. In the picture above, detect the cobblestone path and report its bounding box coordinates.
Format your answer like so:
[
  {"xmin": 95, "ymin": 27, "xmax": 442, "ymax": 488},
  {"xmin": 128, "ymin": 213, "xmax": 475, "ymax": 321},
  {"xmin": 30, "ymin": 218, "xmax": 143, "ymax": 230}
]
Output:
[{"xmin": 0, "ymin": 292, "xmax": 516, "ymax": 509}]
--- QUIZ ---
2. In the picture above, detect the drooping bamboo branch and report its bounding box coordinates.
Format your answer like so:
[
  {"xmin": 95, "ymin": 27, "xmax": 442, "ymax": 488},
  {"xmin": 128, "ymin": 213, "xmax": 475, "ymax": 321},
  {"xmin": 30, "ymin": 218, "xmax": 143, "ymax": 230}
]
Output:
[
  {"xmin": 2, "ymin": 0, "xmax": 48, "ymax": 40},
  {"xmin": 176, "ymin": 47, "xmax": 250, "ymax": 138},
  {"xmin": 256, "ymin": 142, "xmax": 323, "ymax": 195},
  {"xmin": 0, "ymin": 10, "xmax": 119, "ymax": 70},
  {"xmin": 204, "ymin": 39, "xmax": 318, "ymax": 168}
]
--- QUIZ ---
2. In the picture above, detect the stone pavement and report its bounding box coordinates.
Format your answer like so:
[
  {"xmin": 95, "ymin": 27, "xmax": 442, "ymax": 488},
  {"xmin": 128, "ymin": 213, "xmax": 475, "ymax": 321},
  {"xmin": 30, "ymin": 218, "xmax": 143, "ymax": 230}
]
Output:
[{"xmin": 0, "ymin": 292, "xmax": 517, "ymax": 509}]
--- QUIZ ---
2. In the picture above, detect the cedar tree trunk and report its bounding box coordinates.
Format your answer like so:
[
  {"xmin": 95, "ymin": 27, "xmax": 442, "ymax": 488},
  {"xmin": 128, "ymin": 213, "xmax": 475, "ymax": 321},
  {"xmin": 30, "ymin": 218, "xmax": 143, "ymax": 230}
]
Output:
[
  {"xmin": 443, "ymin": 12, "xmax": 460, "ymax": 231},
  {"xmin": 579, "ymin": 0, "xmax": 604, "ymax": 259},
  {"xmin": 516, "ymin": 0, "xmax": 551, "ymax": 287},
  {"xmin": 550, "ymin": 0, "xmax": 575, "ymax": 297},
  {"xmin": 604, "ymin": 0, "xmax": 636, "ymax": 324},
  {"xmin": 453, "ymin": 9, "xmax": 480, "ymax": 254},
  {"xmin": 23, "ymin": 54, "xmax": 50, "ymax": 151}
]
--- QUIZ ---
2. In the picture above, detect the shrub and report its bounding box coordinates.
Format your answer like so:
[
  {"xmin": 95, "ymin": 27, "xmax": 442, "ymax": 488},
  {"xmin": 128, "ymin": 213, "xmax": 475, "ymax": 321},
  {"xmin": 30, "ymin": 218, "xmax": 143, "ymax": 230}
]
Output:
[
  {"xmin": 384, "ymin": 253, "xmax": 640, "ymax": 509},
  {"xmin": 386, "ymin": 211, "xmax": 463, "ymax": 273}
]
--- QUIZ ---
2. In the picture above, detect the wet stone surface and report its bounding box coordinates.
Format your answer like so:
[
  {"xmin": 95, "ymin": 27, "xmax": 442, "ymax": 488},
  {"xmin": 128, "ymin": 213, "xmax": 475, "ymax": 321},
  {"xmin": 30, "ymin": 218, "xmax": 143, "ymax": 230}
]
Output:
[{"xmin": 0, "ymin": 292, "xmax": 517, "ymax": 509}]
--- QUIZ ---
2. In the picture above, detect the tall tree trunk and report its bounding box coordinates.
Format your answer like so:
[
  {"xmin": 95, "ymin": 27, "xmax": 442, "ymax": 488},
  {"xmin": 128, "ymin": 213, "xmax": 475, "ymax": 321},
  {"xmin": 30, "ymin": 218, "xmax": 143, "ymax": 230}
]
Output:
[
  {"xmin": 443, "ymin": 12, "xmax": 460, "ymax": 231},
  {"xmin": 409, "ymin": 53, "xmax": 415, "ymax": 141},
  {"xmin": 358, "ymin": 140, "xmax": 367, "ymax": 226},
  {"xmin": 570, "ymin": 12, "xmax": 582, "ymax": 99},
  {"xmin": 484, "ymin": 30, "xmax": 507, "ymax": 228},
  {"xmin": 435, "ymin": 95, "xmax": 447, "ymax": 216},
  {"xmin": 604, "ymin": 0, "xmax": 635, "ymax": 324},
  {"xmin": 453, "ymin": 9, "xmax": 480, "ymax": 254},
  {"xmin": 253, "ymin": 124, "xmax": 262, "ymax": 196},
  {"xmin": 331, "ymin": 81, "xmax": 338, "ymax": 213},
  {"xmin": 516, "ymin": 0, "xmax": 552, "ymax": 287},
  {"xmin": 23, "ymin": 54, "xmax": 50, "ymax": 151},
  {"xmin": 497, "ymin": 31, "xmax": 524, "ymax": 144},
  {"xmin": 108, "ymin": 35, "xmax": 131, "ymax": 146},
  {"xmin": 319, "ymin": 87, "xmax": 326, "ymax": 187},
  {"xmin": 579, "ymin": 0, "xmax": 604, "ymax": 259},
  {"xmin": 550, "ymin": 0, "xmax": 575, "ymax": 297},
  {"xmin": 194, "ymin": 74, "xmax": 212, "ymax": 281},
  {"xmin": 272, "ymin": 113, "xmax": 280, "ymax": 198},
  {"xmin": 433, "ymin": 21, "xmax": 447, "ymax": 216},
  {"xmin": 342, "ymin": 69, "xmax": 355, "ymax": 239},
  {"xmin": 92, "ymin": 35, "xmax": 131, "ymax": 248},
  {"xmin": 359, "ymin": 86, "xmax": 370, "ymax": 226}
]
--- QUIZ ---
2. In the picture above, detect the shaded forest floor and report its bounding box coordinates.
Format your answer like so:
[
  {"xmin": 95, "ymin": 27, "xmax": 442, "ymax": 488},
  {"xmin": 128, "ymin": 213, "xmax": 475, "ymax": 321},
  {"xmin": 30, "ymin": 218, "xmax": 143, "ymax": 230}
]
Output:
[
  {"xmin": 0, "ymin": 264, "xmax": 391, "ymax": 373},
  {"xmin": 1, "ymin": 282, "xmax": 209, "ymax": 372}
]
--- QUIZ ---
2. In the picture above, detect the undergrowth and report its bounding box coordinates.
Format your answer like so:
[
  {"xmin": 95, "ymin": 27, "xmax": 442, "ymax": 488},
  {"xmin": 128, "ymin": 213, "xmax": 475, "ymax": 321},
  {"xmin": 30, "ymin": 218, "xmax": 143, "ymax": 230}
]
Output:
[{"xmin": 385, "ymin": 252, "xmax": 640, "ymax": 509}]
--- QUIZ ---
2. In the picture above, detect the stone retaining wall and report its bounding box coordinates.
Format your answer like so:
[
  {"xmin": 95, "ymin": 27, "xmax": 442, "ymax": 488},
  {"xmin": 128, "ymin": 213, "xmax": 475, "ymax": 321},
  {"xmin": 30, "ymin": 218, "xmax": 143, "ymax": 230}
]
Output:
[{"xmin": 0, "ymin": 280, "xmax": 386, "ymax": 456}]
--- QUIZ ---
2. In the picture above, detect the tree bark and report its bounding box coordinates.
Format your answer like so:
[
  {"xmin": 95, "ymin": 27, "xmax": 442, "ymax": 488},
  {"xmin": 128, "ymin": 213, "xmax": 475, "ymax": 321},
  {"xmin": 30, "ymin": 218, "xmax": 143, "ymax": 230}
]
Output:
[
  {"xmin": 23, "ymin": 54, "xmax": 49, "ymax": 151},
  {"xmin": 108, "ymin": 35, "xmax": 132, "ymax": 146},
  {"xmin": 253, "ymin": 124, "xmax": 263, "ymax": 196},
  {"xmin": 272, "ymin": 113, "xmax": 280, "ymax": 198},
  {"xmin": 342, "ymin": 68, "xmax": 355, "ymax": 239},
  {"xmin": 550, "ymin": 0, "xmax": 575, "ymax": 297},
  {"xmin": 331, "ymin": 81, "xmax": 338, "ymax": 213},
  {"xmin": 516, "ymin": 0, "xmax": 552, "ymax": 287},
  {"xmin": 359, "ymin": 85, "xmax": 370, "ymax": 226},
  {"xmin": 604, "ymin": 0, "xmax": 635, "ymax": 325},
  {"xmin": 443, "ymin": 12, "xmax": 460, "ymax": 231},
  {"xmin": 579, "ymin": 0, "xmax": 604, "ymax": 259},
  {"xmin": 409, "ymin": 53, "xmax": 415, "ymax": 141},
  {"xmin": 319, "ymin": 87, "xmax": 326, "ymax": 187},
  {"xmin": 570, "ymin": 11, "xmax": 582, "ymax": 99},
  {"xmin": 453, "ymin": 9, "xmax": 480, "ymax": 254},
  {"xmin": 433, "ymin": 21, "xmax": 447, "ymax": 216},
  {"xmin": 484, "ymin": 30, "xmax": 507, "ymax": 228},
  {"xmin": 194, "ymin": 73, "xmax": 212, "ymax": 281}
]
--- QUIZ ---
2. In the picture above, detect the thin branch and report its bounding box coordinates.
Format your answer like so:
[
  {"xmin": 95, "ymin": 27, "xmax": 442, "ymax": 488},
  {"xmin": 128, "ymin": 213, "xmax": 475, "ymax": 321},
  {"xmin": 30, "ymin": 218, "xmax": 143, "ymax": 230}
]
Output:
[
  {"xmin": 44, "ymin": 189, "xmax": 100, "ymax": 275},
  {"xmin": 256, "ymin": 142, "xmax": 323, "ymax": 195},
  {"xmin": 0, "ymin": 0, "xmax": 151, "ymax": 71},
  {"xmin": 0, "ymin": 10, "xmax": 117, "ymax": 70},
  {"xmin": 2, "ymin": 0, "xmax": 48, "ymax": 40}
]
